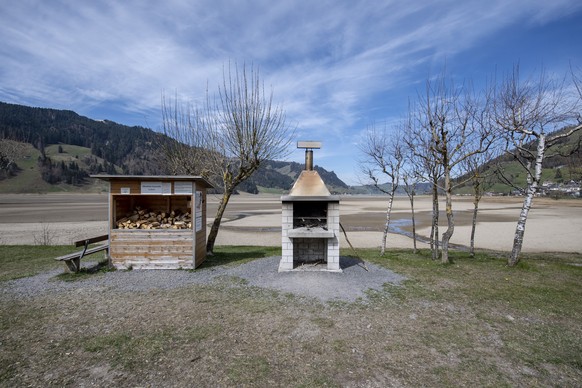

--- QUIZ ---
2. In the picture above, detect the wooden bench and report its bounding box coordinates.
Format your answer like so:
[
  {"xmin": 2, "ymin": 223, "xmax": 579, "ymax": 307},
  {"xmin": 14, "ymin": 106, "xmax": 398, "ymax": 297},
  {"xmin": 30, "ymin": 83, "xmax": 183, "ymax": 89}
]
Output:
[{"xmin": 55, "ymin": 234, "xmax": 109, "ymax": 272}]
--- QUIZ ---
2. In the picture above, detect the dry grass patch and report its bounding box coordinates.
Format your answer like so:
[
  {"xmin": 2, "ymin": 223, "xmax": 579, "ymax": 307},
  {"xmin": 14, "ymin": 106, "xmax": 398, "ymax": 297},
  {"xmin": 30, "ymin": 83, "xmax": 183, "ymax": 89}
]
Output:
[{"xmin": 0, "ymin": 246, "xmax": 581, "ymax": 386}]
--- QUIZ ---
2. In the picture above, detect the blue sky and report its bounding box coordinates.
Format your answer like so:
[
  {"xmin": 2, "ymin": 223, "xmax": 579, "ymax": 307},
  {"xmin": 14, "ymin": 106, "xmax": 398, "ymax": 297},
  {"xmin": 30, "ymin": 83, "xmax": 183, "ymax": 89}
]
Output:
[{"xmin": 1, "ymin": 0, "xmax": 581, "ymax": 185}]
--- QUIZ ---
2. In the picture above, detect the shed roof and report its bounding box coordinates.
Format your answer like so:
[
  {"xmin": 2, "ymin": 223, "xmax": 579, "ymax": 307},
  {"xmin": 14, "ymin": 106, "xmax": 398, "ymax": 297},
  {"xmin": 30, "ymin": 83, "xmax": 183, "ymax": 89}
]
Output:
[{"xmin": 91, "ymin": 175, "xmax": 214, "ymax": 188}]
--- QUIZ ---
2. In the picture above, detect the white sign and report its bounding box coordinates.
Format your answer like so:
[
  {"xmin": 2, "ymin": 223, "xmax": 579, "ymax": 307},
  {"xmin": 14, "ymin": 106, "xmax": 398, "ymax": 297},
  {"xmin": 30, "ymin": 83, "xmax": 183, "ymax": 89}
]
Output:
[
  {"xmin": 174, "ymin": 181, "xmax": 193, "ymax": 195},
  {"xmin": 141, "ymin": 181, "xmax": 163, "ymax": 194},
  {"xmin": 195, "ymin": 215, "xmax": 203, "ymax": 232},
  {"xmin": 195, "ymin": 191, "xmax": 203, "ymax": 232},
  {"xmin": 120, "ymin": 187, "xmax": 130, "ymax": 194},
  {"xmin": 195, "ymin": 191, "xmax": 203, "ymax": 212}
]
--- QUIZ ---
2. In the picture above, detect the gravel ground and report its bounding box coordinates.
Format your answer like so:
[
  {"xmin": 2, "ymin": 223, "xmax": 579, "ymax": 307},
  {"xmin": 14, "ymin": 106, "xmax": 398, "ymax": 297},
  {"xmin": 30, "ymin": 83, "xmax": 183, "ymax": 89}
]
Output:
[{"xmin": 1, "ymin": 256, "xmax": 405, "ymax": 302}]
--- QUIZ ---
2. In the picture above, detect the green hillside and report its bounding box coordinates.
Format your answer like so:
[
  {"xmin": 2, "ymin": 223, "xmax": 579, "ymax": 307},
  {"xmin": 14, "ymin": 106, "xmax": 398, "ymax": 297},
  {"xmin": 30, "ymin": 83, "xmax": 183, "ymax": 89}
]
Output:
[
  {"xmin": 454, "ymin": 127, "xmax": 582, "ymax": 196},
  {"xmin": 0, "ymin": 141, "xmax": 112, "ymax": 193}
]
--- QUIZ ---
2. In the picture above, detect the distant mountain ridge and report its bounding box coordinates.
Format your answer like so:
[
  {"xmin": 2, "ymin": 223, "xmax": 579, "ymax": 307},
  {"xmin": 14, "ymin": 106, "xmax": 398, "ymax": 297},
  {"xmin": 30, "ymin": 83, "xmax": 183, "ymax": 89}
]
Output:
[
  {"xmin": 237, "ymin": 159, "xmax": 349, "ymax": 194},
  {"xmin": 0, "ymin": 101, "xmax": 350, "ymax": 193}
]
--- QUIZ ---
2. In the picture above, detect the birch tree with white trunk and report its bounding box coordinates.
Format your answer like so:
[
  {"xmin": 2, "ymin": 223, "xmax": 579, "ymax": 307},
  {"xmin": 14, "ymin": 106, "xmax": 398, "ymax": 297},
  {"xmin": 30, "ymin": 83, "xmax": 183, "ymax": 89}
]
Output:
[
  {"xmin": 359, "ymin": 126, "xmax": 404, "ymax": 256},
  {"xmin": 493, "ymin": 66, "xmax": 582, "ymax": 266}
]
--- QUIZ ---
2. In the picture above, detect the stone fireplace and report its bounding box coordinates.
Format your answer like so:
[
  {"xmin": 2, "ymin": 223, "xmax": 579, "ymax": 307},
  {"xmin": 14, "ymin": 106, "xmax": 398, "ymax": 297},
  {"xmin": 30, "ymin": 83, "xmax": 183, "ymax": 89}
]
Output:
[{"xmin": 279, "ymin": 142, "xmax": 341, "ymax": 272}]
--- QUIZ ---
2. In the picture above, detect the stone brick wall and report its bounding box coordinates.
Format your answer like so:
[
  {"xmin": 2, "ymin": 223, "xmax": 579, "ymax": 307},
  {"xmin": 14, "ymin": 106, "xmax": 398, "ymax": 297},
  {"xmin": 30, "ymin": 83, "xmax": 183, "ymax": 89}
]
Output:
[
  {"xmin": 326, "ymin": 201, "xmax": 340, "ymax": 271},
  {"xmin": 279, "ymin": 200, "xmax": 341, "ymax": 272},
  {"xmin": 293, "ymin": 238, "xmax": 327, "ymax": 262},
  {"xmin": 280, "ymin": 202, "xmax": 294, "ymax": 271}
]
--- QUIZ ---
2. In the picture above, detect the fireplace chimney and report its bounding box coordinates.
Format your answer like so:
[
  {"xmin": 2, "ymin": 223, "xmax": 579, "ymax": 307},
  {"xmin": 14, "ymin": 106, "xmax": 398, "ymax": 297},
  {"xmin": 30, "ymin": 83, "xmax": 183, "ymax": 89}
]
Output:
[
  {"xmin": 305, "ymin": 149, "xmax": 313, "ymax": 171},
  {"xmin": 297, "ymin": 141, "xmax": 321, "ymax": 171}
]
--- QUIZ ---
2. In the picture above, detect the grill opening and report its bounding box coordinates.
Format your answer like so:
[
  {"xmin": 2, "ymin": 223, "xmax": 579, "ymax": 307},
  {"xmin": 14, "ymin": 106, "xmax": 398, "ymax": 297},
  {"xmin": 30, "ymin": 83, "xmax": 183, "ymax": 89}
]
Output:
[
  {"xmin": 293, "ymin": 238, "xmax": 327, "ymax": 266},
  {"xmin": 293, "ymin": 202, "xmax": 327, "ymax": 228}
]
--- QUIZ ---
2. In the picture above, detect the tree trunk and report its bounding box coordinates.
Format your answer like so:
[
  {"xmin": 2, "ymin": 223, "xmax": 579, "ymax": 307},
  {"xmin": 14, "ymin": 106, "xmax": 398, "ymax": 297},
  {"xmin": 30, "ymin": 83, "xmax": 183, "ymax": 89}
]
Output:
[
  {"xmin": 409, "ymin": 193, "xmax": 418, "ymax": 254},
  {"xmin": 206, "ymin": 189, "xmax": 233, "ymax": 254},
  {"xmin": 441, "ymin": 167, "xmax": 454, "ymax": 264},
  {"xmin": 431, "ymin": 178, "xmax": 440, "ymax": 260},
  {"xmin": 508, "ymin": 135, "xmax": 545, "ymax": 266},
  {"xmin": 507, "ymin": 134, "xmax": 546, "ymax": 267},
  {"xmin": 380, "ymin": 191, "xmax": 395, "ymax": 256},
  {"xmin": 470, "ymin": 178, "xmax": 481, "ymax": 257},
  {"xmin": 509, "ymin": 186, "xmax": 534, "ymax": 266},
  {"xmin": 470, "ymin": 197, "xmax": 479, "ymax": 258}
]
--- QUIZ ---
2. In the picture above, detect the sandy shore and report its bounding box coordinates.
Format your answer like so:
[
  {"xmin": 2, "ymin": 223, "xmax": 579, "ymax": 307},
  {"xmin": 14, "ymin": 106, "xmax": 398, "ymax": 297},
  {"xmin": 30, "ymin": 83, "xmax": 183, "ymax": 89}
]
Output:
[{"xmin": 0, "ymin": 193, "xmax": 580, "ymax": 254}]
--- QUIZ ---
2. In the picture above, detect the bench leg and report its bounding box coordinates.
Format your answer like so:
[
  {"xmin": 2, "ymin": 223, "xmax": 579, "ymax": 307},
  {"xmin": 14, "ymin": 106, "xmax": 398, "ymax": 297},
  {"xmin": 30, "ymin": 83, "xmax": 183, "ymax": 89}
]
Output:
[{"xmin": 65, "ymin": 258, "xmax": 80, "ymax": 273}]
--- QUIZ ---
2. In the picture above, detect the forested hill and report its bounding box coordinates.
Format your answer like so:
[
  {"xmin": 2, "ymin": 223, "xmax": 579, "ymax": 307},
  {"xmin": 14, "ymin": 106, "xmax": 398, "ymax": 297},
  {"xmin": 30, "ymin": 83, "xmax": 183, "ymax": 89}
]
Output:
[
  {"xmin": 0, "ymin": 101, "xmax": 169, "ymax": 176},
  {"xmin": 0, "ymin": 102, "xmax": 350, "ymax": 193}
]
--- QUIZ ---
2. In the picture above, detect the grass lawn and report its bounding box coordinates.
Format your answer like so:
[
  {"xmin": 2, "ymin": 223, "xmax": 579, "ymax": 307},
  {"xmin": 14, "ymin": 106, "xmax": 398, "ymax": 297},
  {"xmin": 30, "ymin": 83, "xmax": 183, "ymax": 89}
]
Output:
[
  {"xmin": 1, "ymin": 246, "xmax": 581, "ymax": 386},
  {"xmin": 0, "ymin": 245, "xmax": 79, "ymax": 281}
]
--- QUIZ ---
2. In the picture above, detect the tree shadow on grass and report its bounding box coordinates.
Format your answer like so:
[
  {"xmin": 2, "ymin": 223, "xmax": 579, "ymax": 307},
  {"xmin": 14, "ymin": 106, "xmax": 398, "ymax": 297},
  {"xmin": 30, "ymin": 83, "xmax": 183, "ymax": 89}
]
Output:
[{"xmin": 340, "ymin": 256, "xmax": 369, "ymax": 270}]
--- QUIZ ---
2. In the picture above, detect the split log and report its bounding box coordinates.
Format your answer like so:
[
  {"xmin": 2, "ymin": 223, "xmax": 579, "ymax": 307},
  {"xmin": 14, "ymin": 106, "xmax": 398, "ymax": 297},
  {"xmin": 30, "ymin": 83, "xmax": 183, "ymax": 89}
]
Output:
[{"xmin": 116, "ymin": 208, "xmax": 192, "ymax": 230}]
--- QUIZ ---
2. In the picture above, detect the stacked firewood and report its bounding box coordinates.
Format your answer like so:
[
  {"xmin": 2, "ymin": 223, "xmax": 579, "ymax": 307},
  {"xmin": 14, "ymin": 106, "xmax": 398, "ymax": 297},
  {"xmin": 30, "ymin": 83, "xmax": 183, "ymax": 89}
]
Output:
[{"xmin": 116, "ymin": 207, "xmax": 192, "ymax": 230}]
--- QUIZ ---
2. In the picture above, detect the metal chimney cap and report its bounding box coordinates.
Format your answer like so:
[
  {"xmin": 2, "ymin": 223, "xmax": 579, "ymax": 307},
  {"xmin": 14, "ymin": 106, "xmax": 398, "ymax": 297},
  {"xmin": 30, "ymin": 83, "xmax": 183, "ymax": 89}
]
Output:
[{"xmin": 297, "ymin": 141, "xmax": 321, "ymax": 149}]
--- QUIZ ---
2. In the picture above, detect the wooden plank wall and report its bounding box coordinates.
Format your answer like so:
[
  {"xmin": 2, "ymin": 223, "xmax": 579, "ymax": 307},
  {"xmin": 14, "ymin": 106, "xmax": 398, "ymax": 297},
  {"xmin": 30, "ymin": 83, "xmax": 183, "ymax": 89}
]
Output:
[
  {"xmin": 110, "ymin": 230, "xmax": 194, "ymax": 269},
  {"xmin": 113, "ymin": 195, "xmax": 133, "ymax": 226}
]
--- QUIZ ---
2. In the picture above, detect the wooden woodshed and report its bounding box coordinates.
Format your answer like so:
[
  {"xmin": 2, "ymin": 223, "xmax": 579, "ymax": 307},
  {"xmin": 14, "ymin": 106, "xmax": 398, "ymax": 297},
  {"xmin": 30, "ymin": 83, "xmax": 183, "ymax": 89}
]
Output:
[{"xmin": 93, "ymin": 175, "xmax": 213, "ymax": 270}]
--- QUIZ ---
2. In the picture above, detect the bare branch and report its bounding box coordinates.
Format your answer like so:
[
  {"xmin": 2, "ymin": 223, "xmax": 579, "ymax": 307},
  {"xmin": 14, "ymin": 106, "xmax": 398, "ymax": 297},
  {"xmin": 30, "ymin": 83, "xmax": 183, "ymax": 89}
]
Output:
[
  {"xmin": 161, "ymin": 62, "xmax": 295, "ymax": 253},
  {"xmin": 546, "ymin": 124, "xmax": 582, "ymax": 148}
]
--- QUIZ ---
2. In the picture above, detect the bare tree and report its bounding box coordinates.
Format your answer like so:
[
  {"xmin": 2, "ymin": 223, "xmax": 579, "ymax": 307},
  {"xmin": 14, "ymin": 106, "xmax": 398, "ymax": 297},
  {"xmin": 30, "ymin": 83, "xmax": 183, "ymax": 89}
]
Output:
[
  {"xmin": 459, "ymin": 91, "xmax": 501, "ymax": 257},
  {"xmin": 162, "ymin": 62, "xmax": 295, "ymax": 253},
  {"xmin": 401, "ymin": 169, "xmax": 418, "ymax": 253},
  {"xmin": 400, "ymin": 118, "xmax": 430, "ymax": 255},
  {"xmin": 460, "ymin": 149, "xmax": 498, "ymax": 257},
  {"xmin": 493, "ymin": 66, "xmax": 582, "ymax": 266},
  {"xmin": 408, "ymin": 74, "xmax": 494, "ymax": 264},
  {"xmin": 359, "ymin": 126, "xmax": 404, "ymax": 255},
  {"xmin": 0, "ymin": 139, "xmax": 25, "ymax": 179},
  {"xmin": 404, "ymin": 113, "xmax": 443, "ymax": 261},
  {"xmin": 161, "ymin": 94, "xmax": 213, "ymax": 177},
  {"xmin": 33, "ymin": 222, "xmax": 56, "ymax": 246}
]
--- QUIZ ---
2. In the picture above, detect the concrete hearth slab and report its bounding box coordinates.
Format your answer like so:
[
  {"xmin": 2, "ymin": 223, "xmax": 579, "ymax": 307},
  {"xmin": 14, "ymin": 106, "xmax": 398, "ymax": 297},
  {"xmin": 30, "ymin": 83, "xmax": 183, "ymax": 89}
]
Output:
[{"xmin": 287, "ymin": 227, "xmax": 335, "ymax": 238}]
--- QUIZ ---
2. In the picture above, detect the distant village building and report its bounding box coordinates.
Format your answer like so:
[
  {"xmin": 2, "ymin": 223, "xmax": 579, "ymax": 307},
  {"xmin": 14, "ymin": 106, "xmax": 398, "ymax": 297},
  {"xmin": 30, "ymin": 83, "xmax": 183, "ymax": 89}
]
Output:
[{"xmin": 540, "ymin": 180, "xmax": 581, "ymax": 197}]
